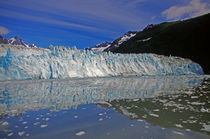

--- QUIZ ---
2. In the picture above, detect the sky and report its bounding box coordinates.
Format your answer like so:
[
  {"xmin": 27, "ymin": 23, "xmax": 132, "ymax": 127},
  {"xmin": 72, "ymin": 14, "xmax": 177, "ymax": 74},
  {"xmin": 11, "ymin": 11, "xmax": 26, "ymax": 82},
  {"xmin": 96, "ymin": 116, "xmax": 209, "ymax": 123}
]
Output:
[{"xmin": 0, "ymin": 0, "xmax": 209, "ymax": 49}]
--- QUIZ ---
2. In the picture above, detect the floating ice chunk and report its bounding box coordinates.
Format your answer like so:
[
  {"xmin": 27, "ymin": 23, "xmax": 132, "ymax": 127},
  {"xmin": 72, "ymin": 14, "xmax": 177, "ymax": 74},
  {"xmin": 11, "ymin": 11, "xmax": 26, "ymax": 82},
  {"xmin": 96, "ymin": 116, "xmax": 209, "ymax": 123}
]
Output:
[
  {"xmin": 185, "ymin": 129, "xmax": 191, "ymax": 132},
  {"xmin": 22, "ymin": 121, "xmax": 27, "ymax": 124},
  {"xmin": 190, "ymin": 102, "xmax": 205, "ymax": 105},
  {"xmin": 1, "ymin": 121, "xmax": 8, "ymax": 126},
  {"xmin": 137, "ymin": 119, "xmax": 143, "ymax": 122},
  {"xmin": 191, "ymin": 96, "xmax": 198, "ymax": 99},
  {"xmin": 98, "ymin": 118, "xmax": 103, "ymax": 121},
  {"xmin": 149, "ymin": 113, "xmax": 159, "ymax": 117},
  {"xmin": 133, "ymin": 99, "xmax": 139, "ymax": 102},
  {"xmin": 200, "ymin": 108, "xmax": 209, "ymax": 113},
  {"xmin": 145, "ymin": 126, "xmax": 149, "ymax": 128},
  {"xmin": 119, "ymin": 106, "xmax": 138, "ymax": 118},
  {"xmin": 7, "ymin": 132, "xmax": 13, "ymax": 136},
  {"xmin": 172, "ymin": 131, "xmax": 184, "ymax": 135},
  {"xmin": 175, "ymin": 124, "xmax": 183, "ymax": 128},
  {"xmin": 201, "ymin": 124, "xmax": 210, "ymax": 132},
  {"xmin": 18, "ymin": 131, "xmax": 25, "ymax": 136},
  {"xmin": 75, "ymin": 131, "xmax": 86, "ymax": 136},
  {"xmin": 33, "ymin": 122, "xmax": 40, "ymax": 126},
  {"xmin": 130, "ymin": 124, "xmax": 134, "ymax": 127},
  {"xmin": 153, "ymin": 109, "xmax": 160, "ymax": 112},
  {"xmin": 40, "ymin": 124, "xmax": 48, "ymax": 128},
  {"xmin": 96, "ymin": 101, "xmax": 112, "ymax": 107}
]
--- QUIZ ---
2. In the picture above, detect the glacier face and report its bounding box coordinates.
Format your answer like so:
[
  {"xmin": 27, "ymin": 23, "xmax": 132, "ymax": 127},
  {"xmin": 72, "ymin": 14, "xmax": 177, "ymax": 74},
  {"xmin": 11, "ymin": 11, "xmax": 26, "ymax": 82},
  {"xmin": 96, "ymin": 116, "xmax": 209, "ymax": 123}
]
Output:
[{"xmin": 0, "ymin": 44, "xmax": 204, "ymax": 81}]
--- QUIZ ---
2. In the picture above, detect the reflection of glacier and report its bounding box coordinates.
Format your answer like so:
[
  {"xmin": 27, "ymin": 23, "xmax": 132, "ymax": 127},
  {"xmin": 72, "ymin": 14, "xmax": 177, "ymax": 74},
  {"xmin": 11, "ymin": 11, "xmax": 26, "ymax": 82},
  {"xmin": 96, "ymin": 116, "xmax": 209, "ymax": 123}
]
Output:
[
  {"xmin": 0, "ymin": 45, "xmax": 203, "ymax": 81},
  {"xmin": 0, "ymin": 76, "xmax": 203, "ymax": 117}
]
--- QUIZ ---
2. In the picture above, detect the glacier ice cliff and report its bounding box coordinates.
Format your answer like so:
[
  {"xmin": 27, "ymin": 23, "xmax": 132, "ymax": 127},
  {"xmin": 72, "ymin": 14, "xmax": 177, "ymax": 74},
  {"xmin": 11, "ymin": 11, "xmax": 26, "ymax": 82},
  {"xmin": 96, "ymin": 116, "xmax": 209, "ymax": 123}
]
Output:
[{"xmin": 0, "ymin": 44, "xmax": 204, "ymax": 81}]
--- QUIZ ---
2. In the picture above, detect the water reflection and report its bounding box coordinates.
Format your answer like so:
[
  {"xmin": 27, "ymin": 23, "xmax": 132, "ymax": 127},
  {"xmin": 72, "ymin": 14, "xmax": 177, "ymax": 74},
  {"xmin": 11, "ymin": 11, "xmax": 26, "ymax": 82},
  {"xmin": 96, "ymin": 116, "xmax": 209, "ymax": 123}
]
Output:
[
  {"xmin": 1, "ymin": 76, "xmax": 210, "ymax": 138},
  {"xmin": 110, "ymin": 78, "xmax": 210, "ymax": 135},
  {"xmin": 0, "ymin": 76, "xmax": 203, "ymax": 118}
]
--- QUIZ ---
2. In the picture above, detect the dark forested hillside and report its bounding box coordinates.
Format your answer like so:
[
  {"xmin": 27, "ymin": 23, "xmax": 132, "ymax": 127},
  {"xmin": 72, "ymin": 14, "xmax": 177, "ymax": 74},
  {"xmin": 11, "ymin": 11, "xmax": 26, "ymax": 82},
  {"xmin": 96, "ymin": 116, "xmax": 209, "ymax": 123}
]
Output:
[{"xmin": 111, "ymin": 14, "xmax": 210, "ymax": 74}]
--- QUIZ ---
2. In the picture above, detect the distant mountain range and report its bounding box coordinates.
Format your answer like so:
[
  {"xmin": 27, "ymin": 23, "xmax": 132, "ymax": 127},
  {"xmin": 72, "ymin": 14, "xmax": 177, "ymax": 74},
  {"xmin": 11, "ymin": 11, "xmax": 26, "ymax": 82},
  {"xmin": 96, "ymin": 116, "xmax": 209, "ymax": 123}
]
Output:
[
  {"xmin": 89, "ymin": 13, "xmax": 210, "ymax": 74},
  {"xmin": 0, "ymin": 35, "xmax": 37, "ymax": 48}
]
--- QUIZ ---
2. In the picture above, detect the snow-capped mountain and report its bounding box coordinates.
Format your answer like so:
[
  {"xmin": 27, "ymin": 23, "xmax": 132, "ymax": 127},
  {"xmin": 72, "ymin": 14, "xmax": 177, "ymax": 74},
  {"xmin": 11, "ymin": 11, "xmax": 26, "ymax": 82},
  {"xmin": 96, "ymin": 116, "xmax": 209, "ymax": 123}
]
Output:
[
  {"xmin": 105, "ymin": 31, "xmax": 137, "ymax": 52},
  {"xmin": 0, "ymin": 36, "xmax": 38, "ymax": 48},
  {"xmin": 8, "ymin": 36, "xmax": 30, "ymax": 48},
  {"xmin": 115, "ymin": 31, "xmax": 137, "ymax": 45},
  {"xmin": 88, "ymin": 41, "xmax": 111, "ymax": 52},
  {"xmin": 88, "ymin": 31, "xmax": 137, "ymax": 52}
]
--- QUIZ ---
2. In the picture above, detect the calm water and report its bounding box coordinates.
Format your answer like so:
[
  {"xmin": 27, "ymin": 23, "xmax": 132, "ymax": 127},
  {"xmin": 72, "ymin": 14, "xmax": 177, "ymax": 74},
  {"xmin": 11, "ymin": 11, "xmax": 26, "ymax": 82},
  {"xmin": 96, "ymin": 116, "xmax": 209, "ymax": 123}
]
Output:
[{"xmin": 0, "ymin": 75, "xmax": 210, "ymax": 139}]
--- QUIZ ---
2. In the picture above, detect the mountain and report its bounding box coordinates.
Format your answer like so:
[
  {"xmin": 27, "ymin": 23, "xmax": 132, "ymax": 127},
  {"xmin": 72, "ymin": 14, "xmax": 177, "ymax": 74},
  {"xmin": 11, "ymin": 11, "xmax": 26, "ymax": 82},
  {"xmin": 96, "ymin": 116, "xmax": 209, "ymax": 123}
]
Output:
[
  {"xmin": 0, "ymin": 35, "xmax": 37, "ymax": 48},
  {"xmin": 105, "ymin": 31, "xmax": 137, "ymax": 51},
  {"xmin": 0, "ymin": 35, "xmax": 9, "ymax": 44},
  {"xmin": 108, "ymin": 13, "xmax": 210, "ymax": 74},
  {"xmin": 88, "ymin": 31, "xmax": 137, "ymax": 52},
  {"xmin": 8, "ymin": 36, "xmax": 30, "ymax": 48},
  {"xmin": 87, "ymin": 41, "xmax": 111, "ymax": 52}
]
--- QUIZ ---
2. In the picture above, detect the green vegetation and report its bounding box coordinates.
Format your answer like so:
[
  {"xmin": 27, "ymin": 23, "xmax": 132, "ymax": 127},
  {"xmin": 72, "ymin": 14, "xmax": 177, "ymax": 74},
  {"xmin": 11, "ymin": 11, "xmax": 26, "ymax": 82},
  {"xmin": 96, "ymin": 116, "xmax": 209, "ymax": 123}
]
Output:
[{"xmin": 112, "ymin": 13, "xmax": 210, "ymax": 74}]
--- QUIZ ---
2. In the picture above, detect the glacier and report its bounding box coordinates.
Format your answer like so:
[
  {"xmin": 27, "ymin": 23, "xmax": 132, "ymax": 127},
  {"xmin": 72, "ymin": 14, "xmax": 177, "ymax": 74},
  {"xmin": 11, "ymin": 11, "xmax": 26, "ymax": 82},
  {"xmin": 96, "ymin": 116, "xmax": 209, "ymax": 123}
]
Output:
[{"xmin": 0, "ymin": 44, "xmax": 204, "ymax": 81}]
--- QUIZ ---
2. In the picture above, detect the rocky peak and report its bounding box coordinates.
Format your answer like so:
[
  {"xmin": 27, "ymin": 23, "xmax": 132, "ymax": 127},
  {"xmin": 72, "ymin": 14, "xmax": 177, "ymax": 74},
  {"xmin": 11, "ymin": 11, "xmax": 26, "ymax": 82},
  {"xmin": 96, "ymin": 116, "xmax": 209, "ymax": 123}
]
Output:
[
  {"xmin": 0, "ymin": 35, "xmax": 9, "ymax": 44},
  {"xmin": 143, "ymin": 24, "xmax": 156, "ymax": 31}
]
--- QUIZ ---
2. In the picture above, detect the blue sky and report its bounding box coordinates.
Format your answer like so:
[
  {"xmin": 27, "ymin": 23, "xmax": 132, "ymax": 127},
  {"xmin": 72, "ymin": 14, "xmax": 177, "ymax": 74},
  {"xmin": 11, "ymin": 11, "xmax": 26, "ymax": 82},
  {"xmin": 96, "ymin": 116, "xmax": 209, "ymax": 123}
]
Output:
[{"xmin": 0, "ymin": 0, "xmax": 209, "ymax": 49}]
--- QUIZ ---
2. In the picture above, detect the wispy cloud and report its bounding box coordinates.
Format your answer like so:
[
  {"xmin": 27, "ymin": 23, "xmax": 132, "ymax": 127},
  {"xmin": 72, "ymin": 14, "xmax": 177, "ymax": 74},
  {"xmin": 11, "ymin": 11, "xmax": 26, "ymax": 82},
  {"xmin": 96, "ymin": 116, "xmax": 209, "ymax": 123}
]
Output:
[
  {"xmin": 0, "ymin": 0, "xmax": 147, "ymax": 31},
  {"xmin": 0, "ymin": 8, "xmax": 102, "ymax": 32},
  {"xmin": 162, "ymin": 0, "xmax": 210, "ymax": 19},
  {"xmin": 0, "ymin": 26, "xmax": 10, "ymax": 35}
]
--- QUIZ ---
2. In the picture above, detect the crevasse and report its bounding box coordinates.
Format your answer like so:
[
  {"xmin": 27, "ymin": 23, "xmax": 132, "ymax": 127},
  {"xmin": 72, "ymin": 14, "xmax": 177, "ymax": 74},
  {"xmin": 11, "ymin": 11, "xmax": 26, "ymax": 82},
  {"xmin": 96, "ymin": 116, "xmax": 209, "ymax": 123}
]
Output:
[{"xmin": 0, "ymin": 45, "xmax": 204, "ymax": 81}]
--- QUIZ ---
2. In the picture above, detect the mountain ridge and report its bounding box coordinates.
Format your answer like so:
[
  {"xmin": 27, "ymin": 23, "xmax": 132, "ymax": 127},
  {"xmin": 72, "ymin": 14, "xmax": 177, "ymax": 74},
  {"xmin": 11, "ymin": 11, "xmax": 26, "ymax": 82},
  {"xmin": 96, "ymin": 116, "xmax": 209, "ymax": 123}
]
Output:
[
  {"xmin": 106, "ymin": 13, "xmax": 210, "ymax": 74},
  {"xmin": 88, "ymin": 31, "xmax": 137, "ymax": 52},
  {"xmin": 0, "ymin": 35, "xmax": 37, "ymax": 48}
]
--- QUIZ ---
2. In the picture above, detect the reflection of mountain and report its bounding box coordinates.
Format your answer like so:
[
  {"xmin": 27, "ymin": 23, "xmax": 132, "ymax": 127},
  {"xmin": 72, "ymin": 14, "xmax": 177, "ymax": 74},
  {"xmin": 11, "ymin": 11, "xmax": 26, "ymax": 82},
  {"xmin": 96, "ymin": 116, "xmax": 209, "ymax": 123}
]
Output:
[
  {"xmin": 0, "ymin": 76, "xmax": 203, "ymax": 118},
  {"xmin": 110, "ymin": 78, "xmax": 210, "ymax": 135}
]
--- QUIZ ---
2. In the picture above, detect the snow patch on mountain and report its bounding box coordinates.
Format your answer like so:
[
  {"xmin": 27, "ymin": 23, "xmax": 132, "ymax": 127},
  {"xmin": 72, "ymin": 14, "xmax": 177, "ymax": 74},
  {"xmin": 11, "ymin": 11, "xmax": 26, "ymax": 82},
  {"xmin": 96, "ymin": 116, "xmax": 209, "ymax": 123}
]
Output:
[
  {"xmin": 88, "ymin": 41, "xmax": 111, "ymax": 52},
  {"xmin": 88, "ymin": 31, "xmax": 137, "ymax": 52},
  {"xmin": 118, "ymin": 32, "xmax": 136, "ymax": 45},
  {"xmin": 138, "ymin": 37, "xmax": 152, "ymax": 42}
]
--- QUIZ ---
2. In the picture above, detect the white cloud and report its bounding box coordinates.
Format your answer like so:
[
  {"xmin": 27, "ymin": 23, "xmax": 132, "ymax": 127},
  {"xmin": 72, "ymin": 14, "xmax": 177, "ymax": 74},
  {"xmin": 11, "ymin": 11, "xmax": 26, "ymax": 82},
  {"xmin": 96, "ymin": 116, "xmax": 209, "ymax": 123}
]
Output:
[
  {"xmin": 162, "ymin": 0, "xmax": 210, "ymax": 19},
  {"xmin": 0, "ymin": 26, "xmax": 10, "ymax": 34}
]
